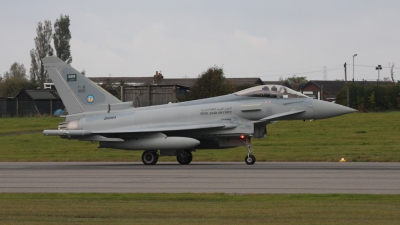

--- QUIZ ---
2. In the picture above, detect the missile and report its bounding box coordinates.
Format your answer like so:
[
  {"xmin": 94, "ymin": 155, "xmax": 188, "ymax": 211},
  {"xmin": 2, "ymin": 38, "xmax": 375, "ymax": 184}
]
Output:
[{"xmin": 43, "ymin": 129, "xmax": 91, "ymax": 136}]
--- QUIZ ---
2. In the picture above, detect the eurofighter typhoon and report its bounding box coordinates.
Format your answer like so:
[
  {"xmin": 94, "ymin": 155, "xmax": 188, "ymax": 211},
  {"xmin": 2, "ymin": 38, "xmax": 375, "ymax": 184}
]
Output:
[{"xmin": 43, "ymin": 56, "xmax": 356, "ymax": 165}]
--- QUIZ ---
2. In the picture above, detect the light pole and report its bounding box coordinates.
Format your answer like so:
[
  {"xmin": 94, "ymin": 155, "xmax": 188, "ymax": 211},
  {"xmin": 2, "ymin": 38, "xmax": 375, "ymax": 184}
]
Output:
[
  {"xmin": 376, "ymin": 65, "xmax": 382, "ymax": 81},
  {"xmin": 352, "ymin": 54, "xmax": 357, "ymax": 81},
  {"xmin": 375, "ymin": 65, "xmax": 382, "ymax": 108},
  {"xmin": 351, "ymin": 54, "xmax": 357, "ymax": 108}
]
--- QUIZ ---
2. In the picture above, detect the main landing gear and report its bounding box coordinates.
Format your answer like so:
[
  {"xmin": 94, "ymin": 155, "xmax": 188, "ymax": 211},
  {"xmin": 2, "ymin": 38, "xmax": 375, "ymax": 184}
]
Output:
[
  {"xmin": 141, "ymin": 150, "xmax": 159, "ymax": 165},
  {"xmin": 241, "ymin": 136, "xmax": 256, "ymax": 165},
  {"xmin": 176, "ymin": 150, "xmax": 193, "ymax": 165},
  {"xmin": 141, "ymin": 150, "xmax": 193, "ymax": 165}
]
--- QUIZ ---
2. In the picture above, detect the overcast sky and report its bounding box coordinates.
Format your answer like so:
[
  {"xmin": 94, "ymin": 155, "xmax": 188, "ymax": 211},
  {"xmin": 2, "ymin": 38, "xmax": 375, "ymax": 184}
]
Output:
[{"xmin": 1, "ymin": 0, "xmax": 399, "ymax": 81}]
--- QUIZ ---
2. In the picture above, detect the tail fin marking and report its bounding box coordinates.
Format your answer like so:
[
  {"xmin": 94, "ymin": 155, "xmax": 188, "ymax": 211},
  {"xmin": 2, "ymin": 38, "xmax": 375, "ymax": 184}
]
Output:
[{"xmin": 42, "ymin": 56, "xmax": 121, "ymax": 114}]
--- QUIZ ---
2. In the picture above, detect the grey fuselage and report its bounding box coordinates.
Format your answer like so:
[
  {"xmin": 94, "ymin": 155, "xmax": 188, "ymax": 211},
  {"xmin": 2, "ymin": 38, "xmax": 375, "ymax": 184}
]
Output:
[
  {"xmin": 42, "ymin": 56, "xmax": 356, "ymax": 162},
  {"xmin": 74, "ymin": 94, "xmax": 313, "ymax": 139}
]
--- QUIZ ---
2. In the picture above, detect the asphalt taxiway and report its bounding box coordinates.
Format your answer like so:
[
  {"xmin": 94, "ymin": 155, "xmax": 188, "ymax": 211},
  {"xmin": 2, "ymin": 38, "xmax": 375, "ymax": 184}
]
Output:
[{"xmin": 0, "ymin": 162, "xmax": 399, "ymax": 194}]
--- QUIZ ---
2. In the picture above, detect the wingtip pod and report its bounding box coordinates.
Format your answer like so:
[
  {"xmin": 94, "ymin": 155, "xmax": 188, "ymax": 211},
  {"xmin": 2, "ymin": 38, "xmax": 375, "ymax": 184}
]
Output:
[{"xmin": 43, "ymin": 129, "xmax": 92, "ymax": 136}]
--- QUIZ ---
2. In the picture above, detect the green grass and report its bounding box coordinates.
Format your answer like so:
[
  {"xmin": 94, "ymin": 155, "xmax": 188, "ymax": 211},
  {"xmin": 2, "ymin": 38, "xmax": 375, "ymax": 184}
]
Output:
[
  {"xmin": 1, "ymin": 116, "xmax": 399, "ymax": 224},
  {"xmin": 0, "ymin": 193, "xmax": 399, "ymax": 225},
  {"xmin": 0, "ymin": 112, "xmax": 399, "ymax": 162},
  {"xmin": 0, "ymin": 116, "xmax": 63, "ymax": 134}
]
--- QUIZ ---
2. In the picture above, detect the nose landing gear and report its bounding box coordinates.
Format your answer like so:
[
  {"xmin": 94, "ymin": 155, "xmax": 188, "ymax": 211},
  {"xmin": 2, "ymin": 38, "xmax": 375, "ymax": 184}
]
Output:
[
  {"xmin": 241, "ymin": 136, "xmax": 256, "ymax": 165},
  {"xmin": 245, "ymin": 154, "xmax": 256, "ymax": 165}
]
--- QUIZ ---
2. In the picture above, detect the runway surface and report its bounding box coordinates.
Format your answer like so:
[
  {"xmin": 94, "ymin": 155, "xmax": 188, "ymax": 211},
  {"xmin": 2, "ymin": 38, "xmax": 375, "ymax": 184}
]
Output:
[{"xmin": 1, "ymin": 162, "xmax": 399, "ymax": 194}]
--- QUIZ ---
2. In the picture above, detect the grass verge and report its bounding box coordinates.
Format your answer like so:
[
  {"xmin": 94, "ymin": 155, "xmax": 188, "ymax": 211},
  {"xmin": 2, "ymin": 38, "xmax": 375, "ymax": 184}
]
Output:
[
  {"xmin": 0, "ymin": 112, "xmax": 399, "ymax": 162},
  {"xmin": 0, "ymin": 193, "xmax": 399, "ymax": 225},
  {"xmin": 0, "ymin": 116, "xmax": 63, "ymax": 134}
]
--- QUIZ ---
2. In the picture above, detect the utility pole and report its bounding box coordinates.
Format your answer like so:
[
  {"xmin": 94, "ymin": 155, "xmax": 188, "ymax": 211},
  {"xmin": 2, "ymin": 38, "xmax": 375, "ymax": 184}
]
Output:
[
  {"xmin": 376, "ymin": 65, "xmax": 382, "ymax": 81},
  {"xmin": 344, "ymin": 62, "xmax": 347, "ymax": 82},
  {"xmin": 352, "ymin": 54, "xmax": 357, "ymax": 108}
]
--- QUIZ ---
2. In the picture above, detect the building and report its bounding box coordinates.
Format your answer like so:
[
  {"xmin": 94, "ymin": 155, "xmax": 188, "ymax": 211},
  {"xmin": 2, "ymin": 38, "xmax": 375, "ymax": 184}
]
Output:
[
  {"xmin": 88, "ymin": 76, "xmax": 264, "ymax": 88},
  {"xmin": 0, "ymin": 97, "xmax": 13, "ymax": 117},
  {"xmin": 262, "ymin": 80, "xmax": 292, "ymax": 88},
  {"xmin": 302, "ymin": 81, "xmax": 346, "ymax": 101},
  {"xmin": 1, "ymin": 89, "xmax": 65, "ymax": 116},
  {"xmin": 92, "ymin": 76, "xmax": 265, "ymax": 107},
  {"xmin": 121, "ymin": 84, "xmax": 190, "ymax": 107}
]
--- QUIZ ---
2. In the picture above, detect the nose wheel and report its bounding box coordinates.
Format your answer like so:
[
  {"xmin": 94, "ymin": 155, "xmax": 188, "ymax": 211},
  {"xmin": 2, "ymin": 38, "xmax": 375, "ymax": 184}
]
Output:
[
  {"xmin": 245, "ymin": 155, "xmax": 256, "ymax": 165},
  {"xmin": 241, "ymin": 136, "xmax": 256, "ymax": 165}
]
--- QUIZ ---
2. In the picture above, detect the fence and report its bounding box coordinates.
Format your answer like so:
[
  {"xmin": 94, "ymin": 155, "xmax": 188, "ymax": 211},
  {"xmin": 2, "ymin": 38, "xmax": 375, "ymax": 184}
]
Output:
[
  {"xmin": 0, "ymin": 100, "xmax": 65, "ymax": 117},
  {"xmin": 336, "ymin": 81, "xmax": 400, "ymax": 112}
]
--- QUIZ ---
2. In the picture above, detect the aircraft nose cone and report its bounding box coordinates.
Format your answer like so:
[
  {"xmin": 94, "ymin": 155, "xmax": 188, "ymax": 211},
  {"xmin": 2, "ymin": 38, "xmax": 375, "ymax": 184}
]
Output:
[{"xmin": 313, "ymin": 100, "xmax": 356, "ymax": 119}]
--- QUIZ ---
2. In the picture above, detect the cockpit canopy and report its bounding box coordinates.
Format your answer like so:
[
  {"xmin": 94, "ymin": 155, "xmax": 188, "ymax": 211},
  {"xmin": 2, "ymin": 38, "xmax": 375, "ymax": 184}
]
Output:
[{"xmin": 235, "ymin": 85, "xmax": 309, "ymax": 99}]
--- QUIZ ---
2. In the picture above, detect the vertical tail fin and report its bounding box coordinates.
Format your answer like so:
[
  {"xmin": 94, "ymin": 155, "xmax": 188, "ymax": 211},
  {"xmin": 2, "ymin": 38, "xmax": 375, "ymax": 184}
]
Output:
[{"xmin": 42, "ymin": 56, "xmax": 121, "ymax": 114}]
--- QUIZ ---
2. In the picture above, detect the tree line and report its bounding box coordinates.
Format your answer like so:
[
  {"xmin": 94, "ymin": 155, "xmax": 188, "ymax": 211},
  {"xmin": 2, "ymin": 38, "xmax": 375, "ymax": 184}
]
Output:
[
  {"xmin": 183, "ymin": 67, "xmax": 308, "ymax": 101},
  {"xmin": 97, "ymin": 66, "xmax": 308, "ymax": 101},
  {"xmin": 0, "ymin": 15, "xmax": 72, "ymax": 97},
  {"xmin": 336, "ymin": 82, "xmax": 400, "ymax": 112}
]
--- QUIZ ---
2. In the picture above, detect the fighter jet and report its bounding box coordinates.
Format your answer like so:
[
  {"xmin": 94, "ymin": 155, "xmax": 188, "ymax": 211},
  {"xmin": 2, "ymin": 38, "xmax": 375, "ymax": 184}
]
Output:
[{"xmin": 42, "ymin": 56, "xmax": 356, "ymax": 165}]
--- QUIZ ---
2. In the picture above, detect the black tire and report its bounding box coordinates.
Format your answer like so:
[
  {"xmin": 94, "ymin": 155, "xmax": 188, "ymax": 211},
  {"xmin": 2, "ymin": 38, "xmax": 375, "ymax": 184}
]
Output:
[
  {"xmin": 142, "ymin": 151, "xmax": 159, "ymax": 165},
  {"xmin": 245, "ymin": 155, "xmax": 256, "ymax": 165},
  {"xmin": 177, "ymin": 151, "xmax": 193, "ymax": 165}
]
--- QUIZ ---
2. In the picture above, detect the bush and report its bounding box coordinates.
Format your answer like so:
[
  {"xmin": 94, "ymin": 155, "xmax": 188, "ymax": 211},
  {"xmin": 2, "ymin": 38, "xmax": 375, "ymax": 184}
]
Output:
[{"xmin": 336, "ymin": 82, "xmax": 400, "ymax": 112}]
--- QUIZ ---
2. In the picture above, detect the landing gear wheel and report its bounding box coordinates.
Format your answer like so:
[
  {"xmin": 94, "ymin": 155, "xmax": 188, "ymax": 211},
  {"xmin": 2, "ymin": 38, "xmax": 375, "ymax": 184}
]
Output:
[
  {"xmin": 177, "ymin": 151, "xmax": 193, "ymax": 165},
  {"xmin": 241, "ymin": 136, "xmax": 256, "ymax": 165},
  {"xmin": 142, "ymin": 151, "xmax": 159, "ymax": 165},
  {"xmin": 245, "ymin": 155, "xmax": 256, "ymax": 165}
]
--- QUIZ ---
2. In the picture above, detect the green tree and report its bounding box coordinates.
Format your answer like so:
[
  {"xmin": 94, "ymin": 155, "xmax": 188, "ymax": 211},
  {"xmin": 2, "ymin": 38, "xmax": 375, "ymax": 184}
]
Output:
[
  {"xmin": 2, "ymin": 71, "xmax": 9, "ymax": 79},
  {"xmin": 336, "ymin": 82, "xmax": 400, "ymax": 112},
  {"xmin": 29, "ymin": 49, "xmax": 40, "ymax": 84},
  {"xmin": 116, "ymin": 80, "xmax": 126, "ymax": 100},
  {"xmin": 0, "ymin": 62, "xmax": 32, "ymax": 97},
  {"xmin": 188, "ymin": 66, "xmax": 235, "ymax": 100},
  {"xmin": 53, "ymin": 14, "xmax": 72, "ymax": 64},
  {"xmin": 100, "ymin": 78, "xmax": 119, "ymax": 99},
  {"xmin": 30, "ymin": 20, "xmax": 54, "ymax": 88},
  {"xmin": 4, "ymin": 62, "xmax": 27, "ymax": 79},
  {"xmin": 0, "ymin": 77, "xmax": 35, "ymax": 97},
  {"xmin": 281, "ymin": 75, "xmax": 308, "ymax": 89}
]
